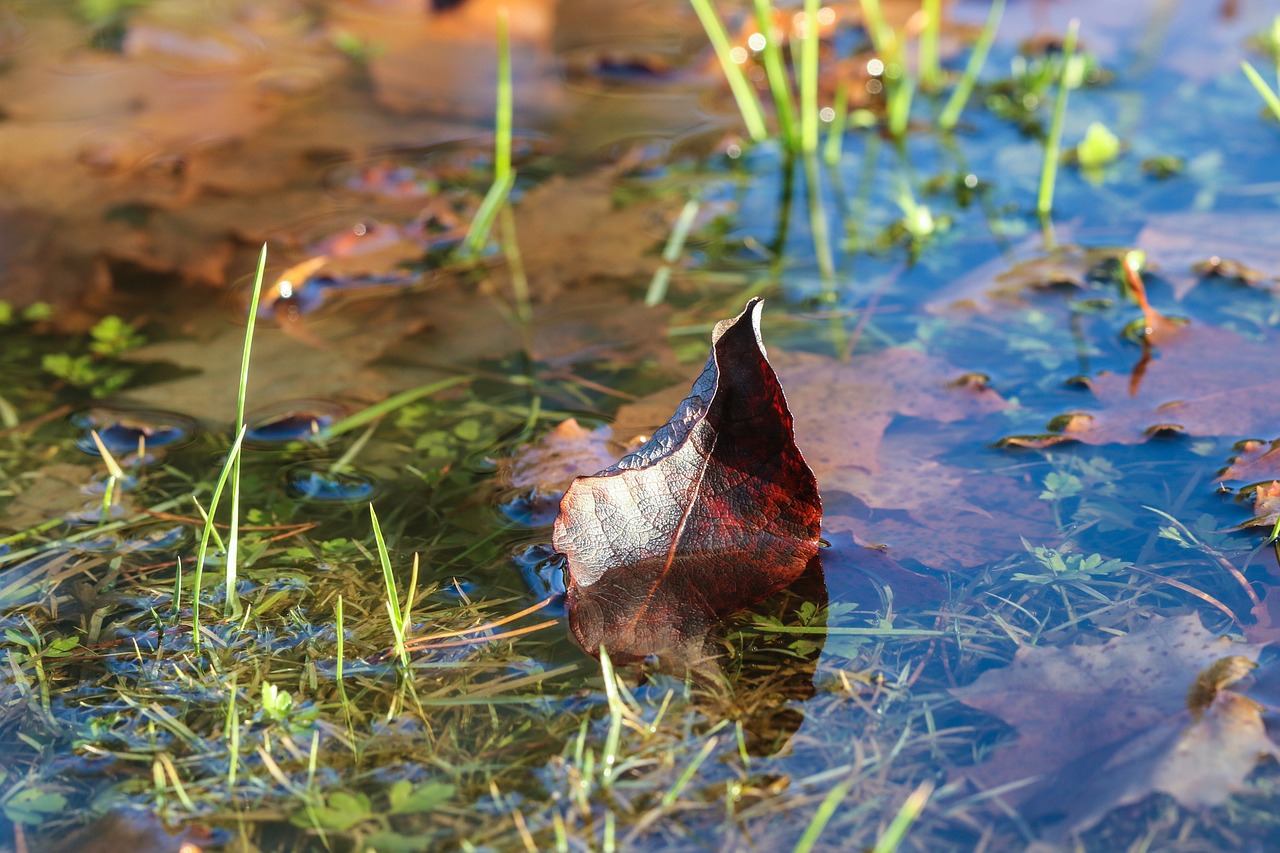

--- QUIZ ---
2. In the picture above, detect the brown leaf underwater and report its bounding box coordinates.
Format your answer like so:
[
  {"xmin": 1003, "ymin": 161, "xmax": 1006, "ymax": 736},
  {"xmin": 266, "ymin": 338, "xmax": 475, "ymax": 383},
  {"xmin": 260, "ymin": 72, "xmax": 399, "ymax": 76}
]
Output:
[
  {"xmin": 953, "ymin": 614, "xmax": 1277, "ymax": 839},
  {"xmin": 552, "ymin": 299, "xmax": 823, "ymax": 660}
]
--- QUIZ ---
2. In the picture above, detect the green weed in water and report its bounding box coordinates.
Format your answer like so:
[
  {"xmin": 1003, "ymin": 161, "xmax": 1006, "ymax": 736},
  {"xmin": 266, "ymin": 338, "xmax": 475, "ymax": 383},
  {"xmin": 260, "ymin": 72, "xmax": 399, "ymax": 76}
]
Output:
[
  {"xmin": 1242, "ymin": 60, "xmax": 1280, "ymax": 122},
  {"xmin": 1037, "ymin": 19, "xmax": 1082, "ymax": 218},
  {"xmin": 463, "ymin": 7, "xmax": 516, "ymax": 256}
]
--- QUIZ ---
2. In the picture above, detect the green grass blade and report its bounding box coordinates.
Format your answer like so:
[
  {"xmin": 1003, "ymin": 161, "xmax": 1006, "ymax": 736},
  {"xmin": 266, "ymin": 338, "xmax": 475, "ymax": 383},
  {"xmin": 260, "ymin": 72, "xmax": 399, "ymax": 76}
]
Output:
[
  {"xmin": 918, "ymin": 0, "xmax": 941, "ymax": 89},
  {"xmin": 871, "ymin": 781, "xmax": 934, "ymax": 853},
  {"xmin": 938, "ymin": 0, "xmax": 1005, "ymax": 131},
  {"xmin": 800, "ymin": 0, "xmax": 821, "ymax": 153},
  {"xmin": 326, "ymin": 376, "xmax": 471, "ymax": 437},
  {"xmin": 224, "ymin": 244, "xmax": 267, "ymax": 618},
  {"xmin": 887, "ymin": 72, "xmax": 915, "ymax": 138},
  {"xmin": 191, "ymin": 425, "xmax": 247, "ymax": 652},
  {"xmin": 791, "ymin": 775, "xmax": 855, "ymax": 853},
  {"xmin": 689, "ymin": 0, "xmax": 768, "ymax": 142},
  {"xmin": 752, "ymin": 0, "xmax": 798, "ymax": 147},
  {"xmin": 464, "ymin": 8, "xmax": 515, "ymax": 255},
  {"xmin": 823, "ymin": 81, "xmax": 849, "ymax": 166},
  {"xmin": 599, "ymin": 647, "xmax": 624, "ymax": 787},
  {"xmin": 494, "ymin": 7, "xmax": 512, "ymax": 184},
  {"xmin": 1242, "ymin": 60, "xmax": 1280, "ymax": 121},
  {"xmin": 661, "ymin": 735, "xmax": 718, "ymax": 807},
  {"xmin": 645, "ymin": 198, "xmax": 701, "ymax": 306},
  {"xmin": 1037, "ymin": 18, "xmax": 1080, "ymax": 217},
  {"xmin": 463, "ymin": 168, "xmax": 515, "ymax": 256},
  {"xmin": 369, "ymin": 504, "xmax": 409, "ymax": 667}
]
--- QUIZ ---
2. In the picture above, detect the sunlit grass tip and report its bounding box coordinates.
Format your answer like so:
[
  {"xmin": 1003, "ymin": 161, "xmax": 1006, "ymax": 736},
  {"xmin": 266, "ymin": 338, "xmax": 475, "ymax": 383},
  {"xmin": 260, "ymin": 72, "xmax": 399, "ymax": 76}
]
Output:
[{"xmin": 1242, "ymin": 60, "xmax": 1280, "ymax": 122}]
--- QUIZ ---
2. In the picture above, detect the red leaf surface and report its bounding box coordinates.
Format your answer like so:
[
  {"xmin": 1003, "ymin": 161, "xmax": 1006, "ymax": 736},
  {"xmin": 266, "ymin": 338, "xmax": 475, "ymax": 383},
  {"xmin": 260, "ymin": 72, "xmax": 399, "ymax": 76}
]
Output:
[{"xmin": 552, "ymin": 299, "xmax": 822, "ymax": 659}]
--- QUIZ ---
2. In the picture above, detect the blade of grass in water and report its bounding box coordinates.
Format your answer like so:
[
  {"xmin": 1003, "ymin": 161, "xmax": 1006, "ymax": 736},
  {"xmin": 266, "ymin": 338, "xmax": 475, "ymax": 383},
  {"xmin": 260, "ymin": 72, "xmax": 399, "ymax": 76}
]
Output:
[
  {"xmin": 1242, "ymin": 60, "xmax": 1280, "ymax": 122},
  {"xmin": 800, "ymin": 0, "xmax": 821, "ymax": 153},
  {"xmin": 370, "ymin": 504, "xmax": 409, "ymax": 668},
  {"xmin": 871, "ymin": 781, "xmax": 934, "ymax": 853},
  {"xmin": 689, "ymin": 0, "xmax": 768, "ymax": 142},
  {"xmin": 326, "ymin": 375, "xmax": 471, "ymax": 437},
  {"xmin": 645, "ymin": 197, "xmax": 701, "ymax": 306},
  {"xmin": 1037, "ymin": 19, "xmax": 1081, "ymax": 217},
  {"xmin": 791, "ymin": 774, "xmax": 856, "ymax": 853},
  {"xmin": 886, "ymin": 72, "xmax": 915, "ymax": 138},
  {"xmin": 224, "ymin": 244, "xmax": 267, "ymax": 617},
  {"xmin": 752, "ymin": 0, "xmax": 797, "ymax": 147},
  {"xmin": 918, "ymin": 0, "xmax": 941, "ymax": 89},
  {"xmin": 823, "ymin": 81, "xmax": 849, "ymax": 166},
  {"xmin": 191, "ymin": 426, "xmax": 247, "ymax": 652},
  {"xmin": 938, "ymin": 0, "xmax": 1005, "ymax": 131},
  {"xmin": 464, "ymin": 7, "xmax": 514, "ymax": 254}
]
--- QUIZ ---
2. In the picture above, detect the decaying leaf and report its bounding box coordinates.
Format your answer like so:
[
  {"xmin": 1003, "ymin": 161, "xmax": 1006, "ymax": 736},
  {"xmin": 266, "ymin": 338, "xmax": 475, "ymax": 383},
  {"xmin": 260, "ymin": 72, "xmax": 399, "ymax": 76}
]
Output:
[
  {"xmin": 953, "ymin": 614, "xmax": 1277, "ymax": 838},
  {"xmin": 553, "ymin": 299, "xmax": 823, "ymax": 660},
  {"xmin": 500, "ymin": 418, "xmax": 616, "ymax": 495},
  {"xmin": 45, "ymin": 809, "xmax": 210, "ymax": 853},
  {"xmin": 926, "ymin": 241, "xmax": 1125, "ymax": 313}
]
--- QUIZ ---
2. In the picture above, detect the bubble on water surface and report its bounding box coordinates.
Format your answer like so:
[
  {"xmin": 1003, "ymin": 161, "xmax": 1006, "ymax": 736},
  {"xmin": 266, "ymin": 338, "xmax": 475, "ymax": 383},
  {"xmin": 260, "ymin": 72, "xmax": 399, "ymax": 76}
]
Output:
[
  {"xmin": 432, "ymin": 575, "xmax": 478, "ymax": 600},
  {"xmin": 284, "ymin": 464, "xmax": 379, "ymax": 503},
  {"xmin": 72, "ymin": 407, "xmax": 198, "ymax": 460},
  {"xmin": 245, "ymin": 400, "xmax": 348, "ymax": 445},
  {"xmin": 512, "ymin": 544, "xmax": 567, "ymax": 611}
]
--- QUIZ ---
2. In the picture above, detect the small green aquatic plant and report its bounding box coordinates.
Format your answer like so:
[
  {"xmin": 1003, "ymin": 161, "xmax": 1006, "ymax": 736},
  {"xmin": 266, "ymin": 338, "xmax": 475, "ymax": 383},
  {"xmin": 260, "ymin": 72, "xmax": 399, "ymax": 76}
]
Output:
[{"xmin": 1072, "ymin": 120, "xmax": 1122, "ymax": 168}]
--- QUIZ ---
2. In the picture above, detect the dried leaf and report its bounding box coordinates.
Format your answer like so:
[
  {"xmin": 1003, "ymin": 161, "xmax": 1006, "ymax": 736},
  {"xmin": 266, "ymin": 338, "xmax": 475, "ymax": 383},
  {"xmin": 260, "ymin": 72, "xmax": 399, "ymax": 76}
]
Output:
[
  {"xmin": 953, "ymin": 614, "xmax": 1276, "ymax": 838},
  {"xmin": 500, "ymin": 419, "xmax": 615, "ymax": 495},
  {"xmin": 553, "ymin": 299, "xmax": 822, "ymax": 660}
]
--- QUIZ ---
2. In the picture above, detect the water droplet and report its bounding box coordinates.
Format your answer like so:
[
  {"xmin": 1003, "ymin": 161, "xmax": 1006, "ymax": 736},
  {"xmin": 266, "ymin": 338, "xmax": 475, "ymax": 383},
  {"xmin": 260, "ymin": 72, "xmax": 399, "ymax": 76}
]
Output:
[
  {"xmin": 65, "ymin": 501, "xmax": 128, "ymax": 526},
  {"xmin": 120, "ymin": 524, "xmax": 188, "ymax": 553},
  {"xmin": 284, "ymin": 464, "xmax": 379, "ymax": 503},
  {"xmin": 72, "ymin": 407, "xmax": 198, "ymax": 460}
]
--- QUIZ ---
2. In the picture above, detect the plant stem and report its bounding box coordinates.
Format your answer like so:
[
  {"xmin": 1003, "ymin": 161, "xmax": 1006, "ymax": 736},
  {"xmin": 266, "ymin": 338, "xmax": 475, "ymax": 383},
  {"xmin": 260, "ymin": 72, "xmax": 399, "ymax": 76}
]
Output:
[
  {"xmin": 464, "ymin": 8, "xmax": 515, "ymax": 254},
  {"xmin": 1037, "ymin": 19, "xmax": 1080, "ymax": 217},
  {"xmin": 919, "ymin": 0, "xmax": 941, "ymax": 89},
  {"xmin": 689, "ymin": 0, "xmax": 768, "ymax": 142},
  {"xmin": 800, "ymin": 0, "xmax": 821, "ymax": 153},
  {"xmin": 752, "ymin": 0, "xmax": 797, "ymax": 147},
  {"xmin": 645, "ymin": 198, "xmax": 701, "ymax": 306},
  {"xmin": 823, "ymin": 81, "xmax": 849, "ymax": 165},
  {"xmin": 938, "ymin": 0, "xmax": 1005, "ymax": 131},
  {"xmin": 192, "ymin": 426, "xmax": 247, "ymax": 651},
  {"xmin": 225, "ymin": 245, "xmax": 267, "ymax": 618},
  {"xmin": 1242, "ymin": 60, "xmax": 1280, "ymax": 122}
]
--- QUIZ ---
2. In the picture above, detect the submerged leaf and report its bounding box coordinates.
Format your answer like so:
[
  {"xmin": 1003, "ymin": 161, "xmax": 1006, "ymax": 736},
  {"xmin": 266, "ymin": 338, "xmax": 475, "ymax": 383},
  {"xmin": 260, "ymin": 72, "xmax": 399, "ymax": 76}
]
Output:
[
  {"xmin": 953, "ymin": 614, "xmax": 1276, "ymax": 838},
  {"xmin": 1012, "ymin": 320, "xmax": 1280, "ymax": 446},
  {"xmin": 553, "ymin": 299, "xmax": 822, "ymax": 660}
]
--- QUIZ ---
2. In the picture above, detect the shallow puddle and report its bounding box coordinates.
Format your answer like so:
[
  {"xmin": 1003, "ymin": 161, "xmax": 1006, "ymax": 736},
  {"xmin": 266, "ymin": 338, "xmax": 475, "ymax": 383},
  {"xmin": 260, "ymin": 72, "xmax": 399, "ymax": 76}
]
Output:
[{"xmin": 3, "ymin": 0, "xmax": 1280, "ymax": 850}]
